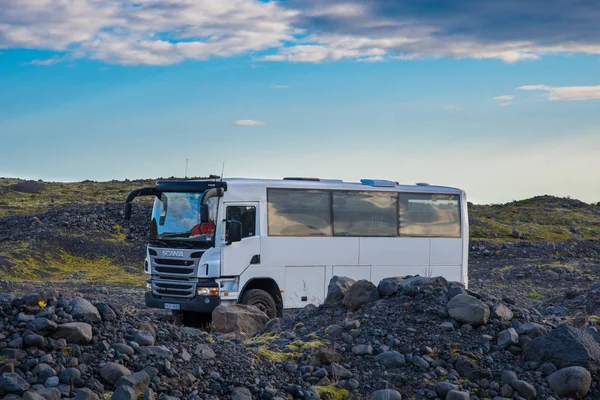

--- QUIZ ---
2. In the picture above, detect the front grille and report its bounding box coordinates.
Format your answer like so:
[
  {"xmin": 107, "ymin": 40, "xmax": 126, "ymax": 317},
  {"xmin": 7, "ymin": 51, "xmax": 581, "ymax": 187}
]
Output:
[
  {"xmin": 155, "ymin": 266, "xmax": 194, "ymax": 275},
  {"xmin": 152, "ymin": 281, "xmax": 195, "ymax": 299},
  {"xmin": 154, "ymin": 258, "xmax": 194, "ymax": 266}
]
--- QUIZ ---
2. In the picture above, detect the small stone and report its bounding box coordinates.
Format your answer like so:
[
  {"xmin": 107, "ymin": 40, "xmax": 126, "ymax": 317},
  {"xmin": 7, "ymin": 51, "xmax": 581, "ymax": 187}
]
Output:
[
  {"xmin": 111, "ymin": 385, "xmax": 136, "ymax": 400},
  {"xmin": 375, "ymin": 351, "xmax": 405, "ymax": 368},
  {"xmin": 133, "ymin": 330, "xmax": 155, "ymax": 346},
  {"xmin": 501, "ymin": 371, "xmax": 518, "ymax": 385},
  {"xmin": 510, "ymin": 379, "xmax": 536, "ymax": 400},
  {"xmin": 112, "ymin": 343, "xmax": 135, "ymax": 356},
  {"xmin": 0, "ymin": 373, "xmax": 31, "ymax": 394},
  {"xmin": 446, "ymin": 390, "xmax": 469, "ymax": 400},
  {"xmin": 99, "ymin": 363, "xmax": 132, "ymax": 385},
  {"xmin": 59, "ymin": 368, "xmax": 81, "ymax": 384},
  {"xmin": 370, "ymin": 389, "xmax": 402, "ymax": 400},
  {"xmin": 231, "ymin": 387, "xmax": 252, "ymax": 400},
  {"xmin": 74, "ymin": 388, "xmax": 100, "ymax": 400},
  {"xmin": 44, "ymin": 377, "xmax": 59, "ymax": 388},
  {"xmin": 547, "ymin": 366, "xmax": 591, "ymax": 399},
  {"xmin": 497, "ymin": 328, "xmax": 519, "ymax": 349}
]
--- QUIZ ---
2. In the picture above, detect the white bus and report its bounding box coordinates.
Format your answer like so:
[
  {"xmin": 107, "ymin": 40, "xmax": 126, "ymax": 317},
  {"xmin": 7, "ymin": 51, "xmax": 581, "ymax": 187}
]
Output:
[{"xmin": 125, "ymin": 177, "xmax": 468, "ymax": 318}]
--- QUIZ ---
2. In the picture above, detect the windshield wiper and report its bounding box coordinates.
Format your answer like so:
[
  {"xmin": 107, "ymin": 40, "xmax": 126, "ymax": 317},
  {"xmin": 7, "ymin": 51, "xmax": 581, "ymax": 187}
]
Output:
[
  {"xmin": 171, "ymin": 240, "xmax": 195, "ymax": 249},
  {"xmin": 149, "ymin": 240, "xmax": 171, "ymax": 248}
]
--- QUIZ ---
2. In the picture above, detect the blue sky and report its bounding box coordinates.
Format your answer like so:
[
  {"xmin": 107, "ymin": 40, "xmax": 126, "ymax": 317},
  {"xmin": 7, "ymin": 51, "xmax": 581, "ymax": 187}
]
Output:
[{"xmin": 1, "ymin": 0, "xmax": 599, "ymax": 204}]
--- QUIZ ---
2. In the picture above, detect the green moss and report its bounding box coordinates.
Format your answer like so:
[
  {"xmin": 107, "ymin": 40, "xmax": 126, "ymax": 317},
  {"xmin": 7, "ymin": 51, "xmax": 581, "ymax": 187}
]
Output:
[
  {"xmin": 244, "ymin": 331, "xmax": 281, "ymax": 346},
  {"xmin": 286, "ymin": 340, "xmax": 327, "ymax": 352},
  {"xmin": 254, "ymin": 347, "xmax": 301, "ymax": 362},
  {"xmin": 315, "ymin": 384, "xmax": 350, "ymax": 400},
  {"xmin": 526, "ymin": 290, "xmax": 546, "ymax": 300},
  {"xmin": 0, "ymin": 249, "xmax": 144, "ymax": 285}
]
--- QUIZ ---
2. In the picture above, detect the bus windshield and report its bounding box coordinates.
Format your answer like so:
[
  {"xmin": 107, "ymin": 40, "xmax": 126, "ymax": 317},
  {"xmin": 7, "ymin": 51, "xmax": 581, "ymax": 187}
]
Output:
[{"xmin": 150, "ymin": 191, "xmax": 218, "ymax": 246}]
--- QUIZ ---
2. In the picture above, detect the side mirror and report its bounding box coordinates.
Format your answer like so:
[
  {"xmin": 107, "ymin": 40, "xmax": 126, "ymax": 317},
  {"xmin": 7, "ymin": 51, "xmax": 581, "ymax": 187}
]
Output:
[
  {"xmin": 200, "ymin": 204, "xmax": 209, "ymax": 223},
  {"xmin": 124, "ymin": 203, "xmax": 133, "ymax": 220},
  {"xmin": 226, "ymin": 220, "xmax": 242, "ymax": 244}
]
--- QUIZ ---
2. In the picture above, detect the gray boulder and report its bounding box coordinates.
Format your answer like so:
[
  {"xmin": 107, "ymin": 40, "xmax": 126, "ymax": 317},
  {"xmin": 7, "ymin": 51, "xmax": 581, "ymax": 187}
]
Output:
[
  {"xmin": 211, "ymin": 304, "xmax": 270, "ymax": 338},
  {"xmin": 324, "ymin": 276, "xmax": 356, "ymax": 304},
  {"xmin": 523, "ymin": 324, "xmax": 600, "ymax": 373},
  {"xmin": 52, "ymin": 322, "xmax": 92, "ymax": 344},
  {"xmin": 455, "ymin": 355, "xmax": 492, "ymax": 380},
  {"xmin": 95, "ymin": 303, "xmax": 117, "ymax": 321},
  {"xmin": 59, "ymin": 368, "xmax": 81, "ymax": 384},
  {"xmin": 112, "ymin": 343, "xmax": 135, "ymax": 356},
  {"xmin": 34, "ymin": 387, "xmax": 61, "ymax": 400},
  {"xmin": 435, "ymin": 382, "xmax": 458, "ymax": 398},
  {"xmin": 497, "ymin": 328, "xmax": 519, "ymax": 349},
  {"xmin": 377, "ymin": 277, "xmax": 401, "ymax": 297},
  {"xmin": 231, "ymin": 387, "xmax": 253, "ymax": 400},
  {"xmin": 115, "ymin": 370, "xmax": 150, "ymax": 393},
  {"xmin": 134, "ymin": 345, "xmax": 173, "ymax": 360},
  {"xmin": 547, "ymin": 366, "xmax": 591, "ymax": 398},
  {"xmin": 517, "ymin": 322, "xmax": 548, "ymax": 339},
  {"xmin": 492, "ymin": 303, "xmax": 514, "ymax": 321},
  {"xmin": 74, "ymin": 388, "xmax": 100, "ymax": 400},
  {"xmin": 371, "ymin": 389, "xmax": 402, "ymax": 400},
  {"xmin": 398, "ymin": 276, "xmax": 448, "ymax": 291},
  {"xmin": 0, "ymin": 373, "xmax": 30, "ymax": 395},
  {"xmin": 99, "ymin": 363, "xmax": 131, "ymax": 385},
  {"xmin": 29, "ymin": 318, "xmax": 58, "ymax": 336},
  {"xmin": 510, "ymin": 380, "xmax": 536, "ymax": 400},
  {"xmin": 133, "ymin": 330, "xmax": 155, "ymax": 346},
  {"xmin": 70, "ymin": 297, "xmax": 101, "ymax": 322},
  {"xmin": 112, "ymin": 385, "xmax": 136, "ymax": 400},
  {"xmin": 375, "ymin": 351, "xmax": 406, "ymax": 368},
  {"xmin": 343, "ymin": 280, "xmax": 380, "ymax": 310},
  {"xmin": 447, "ymin": 294, "xmax": 490, "ymax": 326},
  {"xmin": 446, "ymin": 390, "xmax": 470, "ymax": 400},
  {"xmin": 22, "ymin": 392, "xmax": 46, "ymax": 400}
]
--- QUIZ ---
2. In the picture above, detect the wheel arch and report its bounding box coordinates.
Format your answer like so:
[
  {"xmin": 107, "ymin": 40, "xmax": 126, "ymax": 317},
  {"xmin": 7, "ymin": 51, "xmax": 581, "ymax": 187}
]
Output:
[{"xmin": 239, "ymin": 277, "xmax": 283, "ymax": 316}]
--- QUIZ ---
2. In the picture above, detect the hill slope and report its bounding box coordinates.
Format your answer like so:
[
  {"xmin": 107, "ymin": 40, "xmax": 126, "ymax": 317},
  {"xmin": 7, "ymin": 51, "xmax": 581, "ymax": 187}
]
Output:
[{"xmin": 0, "ymin": 178, "xmax": 598, "ymax": 284}]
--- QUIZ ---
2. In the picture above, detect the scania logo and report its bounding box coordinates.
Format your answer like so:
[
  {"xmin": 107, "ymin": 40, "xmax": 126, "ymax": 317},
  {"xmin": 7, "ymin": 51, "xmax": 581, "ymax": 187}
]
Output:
[{"xmin": 161, "ymin": 250, "xmax": 185, "ymax": 257}]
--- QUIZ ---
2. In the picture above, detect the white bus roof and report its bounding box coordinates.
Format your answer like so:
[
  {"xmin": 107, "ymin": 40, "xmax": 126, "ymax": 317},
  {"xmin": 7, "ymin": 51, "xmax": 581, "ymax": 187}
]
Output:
[{"xmin": 184, "ymin": 177, "xmax": 463, "ymax": 194}]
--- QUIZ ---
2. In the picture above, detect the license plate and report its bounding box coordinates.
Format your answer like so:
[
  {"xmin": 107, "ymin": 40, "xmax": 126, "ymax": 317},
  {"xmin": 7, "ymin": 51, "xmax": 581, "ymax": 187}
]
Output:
[{"xmin": 164, "ymin": 303, "xmax": 180, "ymax": 310}]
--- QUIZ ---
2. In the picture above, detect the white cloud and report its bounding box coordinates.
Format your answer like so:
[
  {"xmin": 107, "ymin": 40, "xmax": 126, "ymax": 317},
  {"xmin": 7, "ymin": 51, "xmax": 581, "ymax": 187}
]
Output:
[
  {"xmin": 499, "ymin": 102, "xmax": 513, "ymax": 107},
  {"xmin": 357, "ymin": 55, "xmax": 385, "ymax": 62},
  {"xmin": 28, "ymin": 56, "xmax": 64, "ymax": 65},
  {"xmin": 233, "ymin": 119, "xmax": 266, "ymax": 126},
  {"xmin": 493, "ymin": 95, "xmax": 515, "ymax": 101},
  {"xmin": 2, "ymin": 0, "xmax": 600, "ymax": 65},
  {"xmin": 517, "ymin": 85, "xmax": 600, "ymax": 101},
  {"xmin": 0, "ymin": 0, "xmax": 298, "ymax": 65}
]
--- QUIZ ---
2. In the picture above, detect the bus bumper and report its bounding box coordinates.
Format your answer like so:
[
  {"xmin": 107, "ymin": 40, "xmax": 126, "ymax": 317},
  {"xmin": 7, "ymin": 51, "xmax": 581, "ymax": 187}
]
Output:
[{"xmin": 145, "ymin": 292, "xmax": 220, "ymax": 313}]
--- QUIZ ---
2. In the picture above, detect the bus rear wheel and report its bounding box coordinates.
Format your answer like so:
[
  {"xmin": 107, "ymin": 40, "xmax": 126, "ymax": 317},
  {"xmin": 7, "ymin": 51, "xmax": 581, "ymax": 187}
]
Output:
[{"xmin": 239, "ymin": 289, "xmax": 277, "ymax": 319}]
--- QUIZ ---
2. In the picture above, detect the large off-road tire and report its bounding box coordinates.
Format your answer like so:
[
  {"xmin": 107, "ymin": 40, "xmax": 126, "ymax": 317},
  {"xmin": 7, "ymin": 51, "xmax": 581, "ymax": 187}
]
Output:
[{"xmin": 239, "ymin": 289, "xmax": 277, "ymax": 319}]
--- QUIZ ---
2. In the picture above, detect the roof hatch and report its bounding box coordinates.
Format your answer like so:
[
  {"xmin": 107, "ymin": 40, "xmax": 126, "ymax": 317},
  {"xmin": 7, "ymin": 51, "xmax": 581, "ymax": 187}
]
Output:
[{"xmin": 360, "ymin": 179, "xmax": 398, "ymax": 187}]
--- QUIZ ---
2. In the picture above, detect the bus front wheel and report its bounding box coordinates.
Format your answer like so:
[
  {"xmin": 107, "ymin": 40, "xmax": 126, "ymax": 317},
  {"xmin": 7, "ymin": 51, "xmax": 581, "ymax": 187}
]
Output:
[{"xmin": 239, "ymin": 289, "xmax": 277, "ymax": 319}]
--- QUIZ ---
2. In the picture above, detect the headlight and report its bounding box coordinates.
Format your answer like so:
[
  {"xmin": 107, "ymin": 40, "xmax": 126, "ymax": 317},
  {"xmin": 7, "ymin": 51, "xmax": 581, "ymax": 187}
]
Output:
[
  {"xmin": 146, "ymin": 282, "xmax": 152, "ymax": 291},
  {"xmin": 197, "ymin": 287, "xmax": 219, "ymax": 296}
]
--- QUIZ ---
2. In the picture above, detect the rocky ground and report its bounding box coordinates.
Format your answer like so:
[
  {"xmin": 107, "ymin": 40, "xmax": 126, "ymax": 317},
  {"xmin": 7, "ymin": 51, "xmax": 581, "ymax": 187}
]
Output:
[{"xmin": 1, "ymin": 264, "xmax": 600, "ymax": 399}]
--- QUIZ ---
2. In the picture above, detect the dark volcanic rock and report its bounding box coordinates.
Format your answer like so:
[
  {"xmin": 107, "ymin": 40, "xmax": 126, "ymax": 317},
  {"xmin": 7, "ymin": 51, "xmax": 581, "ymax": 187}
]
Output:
[
  {"xmin": 447, "ymin": 294, "xmax": 490, "ymax": 326},
  {"xmin": 547, "ymin": 366, "xmax": 591, "ymax": 398},
  {"xmin": 343, "ymin": 279, "xmax": 379, "ymax": 310},
  {"xmin": 52, "ymin": 322, "xmax": 93, "ymax": 344},
  {"xmin": 324, "ymin": 276, "xmax": 356, "ymax": 304},
  {"xmin": 523, "ymin": 324, "xmax": 600, "ymax": 373}
]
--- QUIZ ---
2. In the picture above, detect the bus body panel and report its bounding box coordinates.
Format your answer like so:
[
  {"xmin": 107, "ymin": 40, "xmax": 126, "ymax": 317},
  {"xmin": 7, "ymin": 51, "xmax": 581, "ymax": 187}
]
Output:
[{"xmin": 134, "ymin": 177, "xmax": 470, "ymax": 313}]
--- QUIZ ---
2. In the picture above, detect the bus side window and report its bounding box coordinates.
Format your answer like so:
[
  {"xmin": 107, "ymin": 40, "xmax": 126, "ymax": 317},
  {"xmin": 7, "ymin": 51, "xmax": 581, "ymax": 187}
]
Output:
[{"xmin": 227, "ymin": 206, "xmax": 256, "ymax": 238}]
